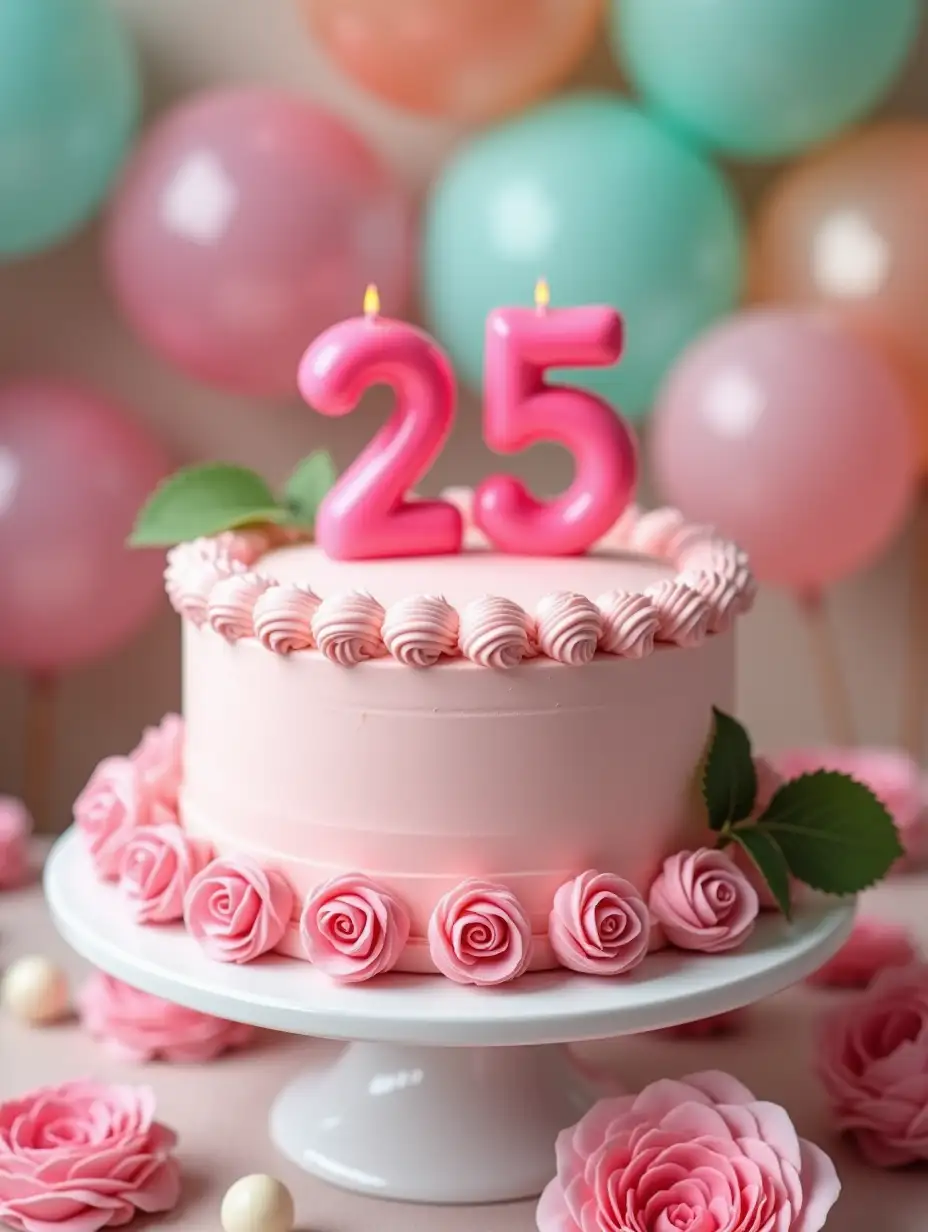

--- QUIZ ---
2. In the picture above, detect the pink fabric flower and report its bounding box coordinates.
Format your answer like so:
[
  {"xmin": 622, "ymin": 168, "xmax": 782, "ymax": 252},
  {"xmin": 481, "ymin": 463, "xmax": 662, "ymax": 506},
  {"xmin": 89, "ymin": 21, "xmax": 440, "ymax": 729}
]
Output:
[
  {"xmin": 0, "ymin": 1080, "xmax": 180, "ymax": 1232},
  {"xmin": 300, "ymin": 874, "xmax": 410, "ymax": 984},
  {"xmin": 74, "ymin": 757, "xmax": 175, "ymax": 881},
  {"xmin": 119, "ymin": 826, "xmax": 213, "ymax": 925},
  {"xmin": 537, "ymin": 1070, "xmax": 840, "ymax": 1232},
  {"xmin": 428, "ymin": 879, "xmax": 533, "ymax": 985},
  {"xmin": 78, "ymin": 971, "xmax": 253, "ymax": 1063},
  {"xmin": 128, "ymin": 714, "xmax": 184, "ymax": 810},
  {"xmin": 663, "ymin": 1008, "xmax": 749, "ymax": 1039},
  {"xmin": 818, "ymin": 962, "xmax": 928, "ymax": 1166},
  {"xmin": 184, "ymin": 856, "xmax": 293, "ymax": 964},
  {"xmin": 807, "ymin": 915, "xmax": 918, "ymax": 990},
  {"xmin": 773, "ymin": 745, "xmax": 928, "ymax": 868},
  {"xmin": 649, "ymin": 848, "xmax": 759, "ymax": 954},
  {"xmin": 549, "ymin": 871, "xmax": 650, "ymax": 976},
  {"xmin": 0, "ymin": 797, "xmax": 31, "ymax": 891}
]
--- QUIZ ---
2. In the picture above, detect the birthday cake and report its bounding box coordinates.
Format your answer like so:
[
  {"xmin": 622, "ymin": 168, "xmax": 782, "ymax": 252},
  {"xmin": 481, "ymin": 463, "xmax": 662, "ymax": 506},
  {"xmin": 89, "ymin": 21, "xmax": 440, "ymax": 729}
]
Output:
[{"xmin": 71, "ymin": 290, "xmax": 899, "ymax": 987}]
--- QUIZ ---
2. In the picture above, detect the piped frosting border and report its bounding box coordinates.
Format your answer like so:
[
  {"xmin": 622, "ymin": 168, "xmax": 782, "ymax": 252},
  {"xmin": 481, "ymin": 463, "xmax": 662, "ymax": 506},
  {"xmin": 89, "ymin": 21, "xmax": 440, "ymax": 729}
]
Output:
[{"xmin": 162, "ymin": 497, "xmax": 756, "ymax": 668}]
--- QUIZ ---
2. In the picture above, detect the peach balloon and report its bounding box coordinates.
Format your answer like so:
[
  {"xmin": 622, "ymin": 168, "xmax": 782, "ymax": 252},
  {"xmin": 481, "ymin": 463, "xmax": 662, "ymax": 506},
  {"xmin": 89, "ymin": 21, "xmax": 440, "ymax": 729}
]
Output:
[
  {"xmin": 752, "ymin": 123, "xmax": 928, "ymax": 465},
  {"xmin": 650, "ymin": 310, "xmax": 917, "ymax": 591},
  {"xmin": 302, "ymin": 0, "xmax": 603, "ymax": 121}
]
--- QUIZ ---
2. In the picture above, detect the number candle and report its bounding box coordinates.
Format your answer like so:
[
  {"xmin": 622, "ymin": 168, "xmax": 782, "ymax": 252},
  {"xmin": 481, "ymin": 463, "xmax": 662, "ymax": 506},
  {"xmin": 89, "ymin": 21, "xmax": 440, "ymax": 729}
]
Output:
[
  {"xmin": 298, "ymin": 285, "xmax": 463, "ymax": 561},
  {"xmin": 473, "ymin": 280, "xmax": 638, "ymax": 556}
]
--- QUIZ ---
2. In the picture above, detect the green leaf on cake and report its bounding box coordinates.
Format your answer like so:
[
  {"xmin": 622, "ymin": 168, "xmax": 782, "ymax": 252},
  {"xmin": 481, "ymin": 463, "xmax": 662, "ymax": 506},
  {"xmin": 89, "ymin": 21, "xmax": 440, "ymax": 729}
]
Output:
[
  {"xmin": 755, "ymin": 771, "xmax": 903, "ymax": 895},
  {"xmin": 702, "ymin": 707, "xmax": 758, "ymax": 832},
  {"xmin": 728, "ymin": 827, "xmax": 792, "ymax": 919},
  {"xmin": 282, "ymin": 450, "xmax": 337, "ymax": 531},
  {"xmin": 129, "ymin": 463, "xmax": 287, "ymax": 546}
]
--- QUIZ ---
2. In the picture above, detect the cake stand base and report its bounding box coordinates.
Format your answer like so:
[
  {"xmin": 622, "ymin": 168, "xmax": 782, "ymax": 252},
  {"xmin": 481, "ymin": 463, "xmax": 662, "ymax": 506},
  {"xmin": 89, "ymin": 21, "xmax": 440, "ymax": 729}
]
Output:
[
  {"xmin": 271, "ymin": 1041, "xmax": 597, "ymax": 1203},
  {"xmin": 45, "ymin": 830, "xmax": 855, "ymax": 1205}
]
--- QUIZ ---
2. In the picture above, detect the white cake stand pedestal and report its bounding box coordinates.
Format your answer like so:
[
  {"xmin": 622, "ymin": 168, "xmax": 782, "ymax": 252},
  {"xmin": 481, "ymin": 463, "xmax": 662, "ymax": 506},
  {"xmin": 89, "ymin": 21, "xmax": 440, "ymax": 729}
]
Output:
[{"xmin": 46, "ymin": 831, "xmax": 853, "ymax": 1206}]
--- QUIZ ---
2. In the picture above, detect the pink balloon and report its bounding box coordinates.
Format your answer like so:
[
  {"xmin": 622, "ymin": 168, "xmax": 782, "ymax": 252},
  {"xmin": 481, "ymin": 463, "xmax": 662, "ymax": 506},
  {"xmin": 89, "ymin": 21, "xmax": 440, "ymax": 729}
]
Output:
[
  {"xmin": 0, "ymin": 381, "xmax": 170, "ymax": 673},
  {"xmin": 104, "ymin": 89, "xmax": 414, "ymax": 398},
  {"xmin": 650, "ymin": 309, "xmax": 917, "ymax": 590}
]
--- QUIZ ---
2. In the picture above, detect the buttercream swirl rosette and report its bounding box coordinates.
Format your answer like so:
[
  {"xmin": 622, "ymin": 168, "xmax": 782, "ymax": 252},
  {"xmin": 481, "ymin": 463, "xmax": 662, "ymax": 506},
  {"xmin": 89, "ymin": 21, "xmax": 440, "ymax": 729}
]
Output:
[
  {"xmin": 0, "ymin": 1080, "xmax": 181, "ymax": 1232},
  {"xmin": 549, "ymin": 871, "xmax": 650, "ymax": 975},
  {"xmin": 428, "ymin": 878, "xmax": 533, "ymax": 985},
  {"xmin": 649, "ymin": 848, "xmax": 759, "ymax": 954},
  {"xmin": 300, "ymin": 873, "xmax": 411, "ymax": 983},
  {"xmin": 184, "ymin": 856, "xmax": 294, "ymax": 964},
  {"xmin": 74, "ymin": 757, "xmax": 176, "ymax": 882},
  {"xmin": 536, "ymin": 1071, "xmax": 839, "ymax": 1232},
  {"xmin": 119, "ymin": 825, "xmax": 213, "ymax": 925}
]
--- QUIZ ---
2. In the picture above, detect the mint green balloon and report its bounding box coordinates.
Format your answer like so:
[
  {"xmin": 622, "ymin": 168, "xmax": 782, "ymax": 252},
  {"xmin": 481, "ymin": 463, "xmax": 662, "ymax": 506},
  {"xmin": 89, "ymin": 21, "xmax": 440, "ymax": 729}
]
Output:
[
  {"xmin": 421, "ymin": 96, "xmax": 743, "ymax": 421},
  {"xmin": 612, "ymin": 0, "xmax": 920, "ymax": 160},
  {"xmin": 0, "ymin": 0, "xmax": 140, "ymax": 258}
]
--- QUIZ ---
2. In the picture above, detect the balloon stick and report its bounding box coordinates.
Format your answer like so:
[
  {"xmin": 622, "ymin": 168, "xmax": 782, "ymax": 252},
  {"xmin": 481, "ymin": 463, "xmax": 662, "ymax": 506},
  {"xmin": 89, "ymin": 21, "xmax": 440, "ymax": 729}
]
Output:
[
  {"xmin": 22, "ymin": 674, "xmax": 56, "ymax": 833},
  {"xmin": 901, "ymin": 484, "xmax": 928, "ymax": 759},
  {"xmin": 796, "ymin": 591, "xmax": 856, "ymax": 747}
]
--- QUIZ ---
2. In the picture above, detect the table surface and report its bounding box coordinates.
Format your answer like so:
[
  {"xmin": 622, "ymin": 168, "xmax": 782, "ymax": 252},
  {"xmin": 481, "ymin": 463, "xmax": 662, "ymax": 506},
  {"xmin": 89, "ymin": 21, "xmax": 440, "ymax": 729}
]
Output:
[{"xmin": 2, "ymin": 856, "xmax": 926, "ymax": 1232}]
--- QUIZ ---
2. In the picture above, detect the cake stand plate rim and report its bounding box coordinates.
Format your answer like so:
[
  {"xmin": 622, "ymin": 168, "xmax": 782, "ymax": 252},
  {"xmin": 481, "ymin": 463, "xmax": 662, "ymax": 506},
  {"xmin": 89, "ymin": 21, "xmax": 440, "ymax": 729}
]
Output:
[{"xmin": 45, "ymin": 828, "xmax": 855, "ymax": 1047}]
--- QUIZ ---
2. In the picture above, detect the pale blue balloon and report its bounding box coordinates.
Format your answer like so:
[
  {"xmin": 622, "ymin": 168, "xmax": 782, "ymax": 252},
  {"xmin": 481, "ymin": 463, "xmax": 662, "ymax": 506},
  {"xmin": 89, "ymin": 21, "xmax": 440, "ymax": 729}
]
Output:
[
  {"xmin": 421, "ymin": 95, "xmax": 743, "ymax": 421},
  {"xmin": 0, "ymin": 0, "xmax": 140, "ymax": 258},
  {"xmin": 612, "ymin": 0, "xmax": 920, "ymax": 160}
]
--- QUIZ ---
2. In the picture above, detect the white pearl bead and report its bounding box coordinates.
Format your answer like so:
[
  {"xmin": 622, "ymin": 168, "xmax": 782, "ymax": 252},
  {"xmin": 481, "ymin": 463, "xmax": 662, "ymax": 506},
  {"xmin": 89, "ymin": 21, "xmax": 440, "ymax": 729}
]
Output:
[
  {"xmin": 0, "ymin": 955, "xmax": 70, "ymax": 1024},
  {"xmin": 220, "ymin": 1174, "xmax": 295, "ymax": 1232}
]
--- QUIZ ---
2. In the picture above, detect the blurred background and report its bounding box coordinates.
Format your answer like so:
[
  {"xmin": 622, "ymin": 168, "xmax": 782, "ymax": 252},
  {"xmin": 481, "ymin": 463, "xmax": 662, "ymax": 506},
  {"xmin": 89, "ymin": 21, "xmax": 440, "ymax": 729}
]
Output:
[{"xmin": 2, "ymin": 0, "xmax": 928, "ymax": 826}]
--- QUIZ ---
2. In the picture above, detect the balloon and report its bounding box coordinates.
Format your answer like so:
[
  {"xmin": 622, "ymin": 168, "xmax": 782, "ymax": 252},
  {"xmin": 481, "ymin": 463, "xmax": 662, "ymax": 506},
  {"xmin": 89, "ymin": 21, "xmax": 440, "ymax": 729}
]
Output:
[
  {"xmin": 752, "ymin": 122, "xmax": 928, "ymax": 465},
  {"xmin": 421, "ymin": 95, "xmax": 743, "ymax": 422},
  {"xmin": 104, "ymin": 89, "xmax": 413, "ymax": 398},
  {"xmin": 650, "ymin": 310, "xmax": 917, "ymax": 591},
  {"xmin": 0, "ymin": 381, "xmax": 170, "ymax": 673},
  {"xmin": 0, "ymin": 0, "xmax": 139, "ymax": 259},
  {"xmin": 302, "ymin": 0, "xmax": 603, "ymax": 122},
  {"xmin": 611, "ymin": 0, "xmax": 920, "ymax": 160}
]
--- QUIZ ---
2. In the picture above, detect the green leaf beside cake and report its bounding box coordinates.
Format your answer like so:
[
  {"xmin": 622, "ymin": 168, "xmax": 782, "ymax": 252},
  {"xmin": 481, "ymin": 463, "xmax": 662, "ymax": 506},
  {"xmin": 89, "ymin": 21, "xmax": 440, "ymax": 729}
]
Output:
[
  {"xmin": 129, "ymin": 452, "xmax": 337, "ymax": 547},
  {"xmin": 704, "ymin": 709, "xmax": 902, "ymax": 915}
]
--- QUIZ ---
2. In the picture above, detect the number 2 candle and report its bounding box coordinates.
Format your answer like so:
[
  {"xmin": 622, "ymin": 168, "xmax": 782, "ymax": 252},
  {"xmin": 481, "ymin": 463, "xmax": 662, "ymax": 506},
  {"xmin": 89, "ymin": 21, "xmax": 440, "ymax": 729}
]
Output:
[{"xmin": 473, "ymin": 279, "xmax": 638, "ymax": 556}]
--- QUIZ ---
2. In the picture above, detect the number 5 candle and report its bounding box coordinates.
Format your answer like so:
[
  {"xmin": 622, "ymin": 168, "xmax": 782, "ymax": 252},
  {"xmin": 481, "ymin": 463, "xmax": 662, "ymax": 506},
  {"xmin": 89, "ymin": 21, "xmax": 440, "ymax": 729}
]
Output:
[{"xmin": 473, "ymin": 280, "xmax": 638, "ymax": 556}]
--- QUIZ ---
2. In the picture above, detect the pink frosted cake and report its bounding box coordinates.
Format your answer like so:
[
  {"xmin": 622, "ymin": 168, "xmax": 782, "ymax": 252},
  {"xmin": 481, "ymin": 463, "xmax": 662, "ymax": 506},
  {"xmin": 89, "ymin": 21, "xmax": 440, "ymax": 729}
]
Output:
[{"xmin": 74, "ymin": 493, "xmax": 766, "ymax": 985}]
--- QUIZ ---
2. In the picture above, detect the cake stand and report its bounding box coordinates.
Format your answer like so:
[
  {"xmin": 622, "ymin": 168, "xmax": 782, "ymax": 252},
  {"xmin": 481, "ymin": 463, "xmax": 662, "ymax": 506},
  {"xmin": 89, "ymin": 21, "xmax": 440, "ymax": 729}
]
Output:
[{"xmin": 46, "ymin": 830, "xmax": 854, "ymax": 1206}]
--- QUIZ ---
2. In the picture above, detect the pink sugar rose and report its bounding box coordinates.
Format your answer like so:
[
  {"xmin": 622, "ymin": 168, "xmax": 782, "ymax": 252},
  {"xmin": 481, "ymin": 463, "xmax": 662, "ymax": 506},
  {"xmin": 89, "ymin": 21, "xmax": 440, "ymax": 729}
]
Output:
[
  {"xmin": 537, "ymin": 1070, "xmax": 840, "ymax": 1232},
  {"xmin": 549, "ymin": 871, "xmax": 650, "ymax": 976},
  {"xmin": 649, "ymin": 848, "xmax": 759, "ymax": 954},
  {"xmin": 119, "ymin": 825, "xmax": 213, "ymax": 925},
  {"xmin": 128, "ymin": 714, "xmax": 184, "ymax": 809},
  {"xmin": 773, "ymin": 745, "xmax": 928, "ymax": 868},
  {"xmin": 0, "ymin": 797, "xmax": 31, "ymax": 891},
  {"xmin": 78, "ymin": 971, "xmax": 253, "ymax": 1063},
  {"xmin": 0, "ymin": 1080, "xmax": 180, "ymax": 1232},
  {"xmin": 807, "ymin": 915, "xmax": 918, "ymax": 990},
  {"xmin": 74, "ymin": 756, "xmax": 176, "ymax": 881},
  {"xmin": 818, "ymin": 962, "xmax": 928, "ymax": 1166},
  {"xmin": 300, "ymin": 873, "xmax": 410, "ymax": 984},
  {"xmin": 428, "ymin": 879, "xmax": 533, "ymax": 985},
  {"xmin": 184, "ymin": 856, "xmax": 294, "ymax": 964}
]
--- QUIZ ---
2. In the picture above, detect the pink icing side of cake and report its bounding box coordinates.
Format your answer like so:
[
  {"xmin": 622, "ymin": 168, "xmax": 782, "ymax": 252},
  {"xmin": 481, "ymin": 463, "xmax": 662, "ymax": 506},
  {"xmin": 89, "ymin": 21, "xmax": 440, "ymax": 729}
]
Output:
[{"xmin": 179, "ymin": 611, "xmax": 733, "ymax": 974}]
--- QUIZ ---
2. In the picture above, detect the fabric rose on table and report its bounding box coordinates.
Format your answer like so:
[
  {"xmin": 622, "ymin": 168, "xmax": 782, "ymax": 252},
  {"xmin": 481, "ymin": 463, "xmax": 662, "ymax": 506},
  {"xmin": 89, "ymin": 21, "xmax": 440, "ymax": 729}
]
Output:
[
  {"xmin": 537, "ymin": 1070, "xmax": 840, "ymax": 1232},
  {"xmin": 773, "ymin": 746, "xmax": 928, "ymax": 869},
  {"xmin": 74, "ymin": 756, "xmax": 176, "ymax": 881},
  {"xmin": 549, "ymin": 871, "xmax": 650, "ymax": 976},
  {"xmin": 649, "ymin": 848, "xmax": 759, "ymax": 953},
  {"xmin": 0, "ymin": 797, "xmax": 31, "ymax": 891},
  {"xmin": 300, "ymin": 873, "xmax": 410, "ymax": 983},
  {"xmin": 428, "ymin": 879, "xmax": 533, "ymax": 985},
  {"xmin": 184, "ymin": 856, "xmax": 294, "ymax": 963},
  {"xmin": 0, "ymin": 1080, "xmax": 180, "ymax": 1232},
  {"xmin": 818, "ymin": 961, "xmax": 928, "ymax": 1166},
  {"xmin": 78, "ymin": 971, "xmax": 253, "ymax": 1063},
  {"xmin": 128, "ymin": 714, "xmax": 184, "ymax": 811},
  {"xmin": 807, "ymin": 915, "xmax": 918, "ymax": 990},
  {"xmin": 119, "ymin": 825, "xmax": 212, "ymax": 925}
]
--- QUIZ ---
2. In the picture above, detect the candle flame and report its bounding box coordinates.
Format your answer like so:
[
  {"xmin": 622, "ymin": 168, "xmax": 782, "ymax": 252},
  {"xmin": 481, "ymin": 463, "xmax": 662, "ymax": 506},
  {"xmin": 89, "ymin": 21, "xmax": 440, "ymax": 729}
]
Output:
[
  {"xmin": 363, "ymin": 283, "xmax": 380, "ymax": 317},
  {"xmin": 534, "ymin": 277, "xmax": 550, "ymax": 310}
]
